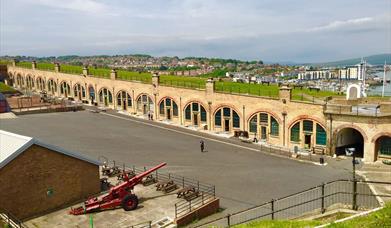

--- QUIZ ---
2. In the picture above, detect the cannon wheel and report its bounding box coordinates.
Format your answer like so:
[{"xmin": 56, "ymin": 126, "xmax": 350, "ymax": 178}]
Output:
[{"xmin": 122, "ymin": 194, "xmax": 138, "ymax": 211}]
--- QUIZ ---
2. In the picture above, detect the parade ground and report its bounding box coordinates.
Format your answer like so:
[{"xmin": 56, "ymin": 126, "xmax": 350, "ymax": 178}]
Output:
[{"xmin": 0, "ymin": 110, "xmax": 353, "ymax": 213}]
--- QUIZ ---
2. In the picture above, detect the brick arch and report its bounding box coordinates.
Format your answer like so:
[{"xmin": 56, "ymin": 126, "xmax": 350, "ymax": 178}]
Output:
[
  {"xmin": 332, "ymin": 124, "xmax": 368, "ymax": 143},
  {"xmin": 115, "ymin": 89, "xmax": 132, "ymax": 97},
  {"xmin": 135, "ymin": 93, "xmax": 153, "ymax": 102},
  {"xmin": 246, "ymin": 109, "xmax": 282, "ymax": 124},
  {"xmin": 212, "ymin": 103, "xmax": 242, "ymax": 117},
  {"xmin": 287, "ymin": 115, "xmax": 327, "ymax": 130},
  {"xmin": 73, "ymin": 82, "xmax": 85, "ymax": 90},
  {"xmin": 158, "ymin": 96, "xmax": 179, "ymax": 106},
  {"xmin": 182, "ymin": 99, "xmax": 208, "ymax": 112},
  {"xmin": 59, "ymin": 80, "xmax": 71, "ymax": 87},
  {"xmin": 371, "ymin": 132, "xmax": 391, "ymax": 143}
]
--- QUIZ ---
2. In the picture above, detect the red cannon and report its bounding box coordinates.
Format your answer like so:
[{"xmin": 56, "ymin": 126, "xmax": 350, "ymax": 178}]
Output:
[{"xmin": 70, "ymin": 162, "xmax": 166, "ymax": 215}]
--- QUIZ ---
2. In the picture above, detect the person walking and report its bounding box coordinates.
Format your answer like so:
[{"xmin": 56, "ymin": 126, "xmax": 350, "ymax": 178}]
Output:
[{"xmin": 200, "ymin": 140, "xmax": 205, "ymax": 152}]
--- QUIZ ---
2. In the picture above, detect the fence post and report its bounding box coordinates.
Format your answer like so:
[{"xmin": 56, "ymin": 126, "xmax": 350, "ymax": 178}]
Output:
[
  {"xmin": 175, "ymin": 203, "xmax": 177, "ymax": 218},
  {"xmin": 189, "ymin": 199, "xmax": 192, "ymax": 212},
  {"xmin": 197, "ymin": 181, "xmax": 200, "ymax": 191},
  {"xmin": 352, "ymin": 179, "xmax": 358, "ymax": 210},
  {"xmin": 202, "ymin": 191, "xmax": 204, "ymax": 204},
  {"xmin": 227, "ymin": 214, "xmax": 231, "ymax": 227},
  {"xmin": 149, "ymin": 221, "xmax": 152, "ymax": 228},
  {"xmin": 182, "ymin": 176, "xmax": 185, "ymax": 188},
  {"xmin": 156, "ymin": 170, "xmax": 159, "ymax": 181},
  {"xmin": 321, "ymin": 183, "xmax": 325, "ymax": 214},
  {"xmin": 271, "ymin": 199, "xmax": 275, "ymax": 220}
]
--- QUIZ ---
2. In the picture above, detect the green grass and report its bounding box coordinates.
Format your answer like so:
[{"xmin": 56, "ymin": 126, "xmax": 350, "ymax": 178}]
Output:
[
  {"xmin": 233, "ymin": 219, "xmax": 322, "ymax": 228},
  {"xmin": 0, "ymin": 82, "xmax": 16, "ymax": 93},
  {"xmin": 60, "ymin": 64, "xmax": 83, "ymax": 74},
  {"xmin": 36, "ymin": 62, "xmax": 55, "ymax": 71},
  {"xmin": 327, "ymin": 203, "xmax": 391, "ymax": 228},
  {"xmin": 291, "ymin": 88, "xmax": 341, "ymax": 101},
  {"xmin": 160, "ymin": 75, "xmax": 206, "ymax": 89},
  {"xmin": 15, "ymin": 61, "xmax": 32, "ymax": 69},
  {"xmin": 116, "ymin": 70, "xmax": 152, "ymax": 83},
  {"xmin": 88, "ymin": 67, "xmax": 111, "ymax": 78},
  {"xmin": 215, "ymin": 81, "xmax": 280, "ymax": 98},
  {"xmin": 0, "ymin": 60, "xmax": 11, "ymax": 65}
]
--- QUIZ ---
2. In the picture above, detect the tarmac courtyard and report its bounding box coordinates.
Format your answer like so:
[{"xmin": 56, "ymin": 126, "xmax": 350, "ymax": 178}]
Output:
[{"xmin": 0, "ymin": 110, "xmax": 353, "ymax": 215}]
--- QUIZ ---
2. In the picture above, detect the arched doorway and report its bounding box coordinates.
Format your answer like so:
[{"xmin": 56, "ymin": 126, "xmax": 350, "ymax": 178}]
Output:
[
  {"xmin": 375, "ymin": 136, "xmax": 391, "ymax": 159},
  {"xmin": 136, "ymin": 94, "xmax": 154, "ymax": 116},
  {"xmin": 248, "ymin": 112, "xmax": 280, "ymax": 142},
  {"xmin": 159, "ymin": 97, "xmax": 178, "ymax": 121},
  {"xmin": 88, "ymin": 85, "xmax": 95, "ymax": 104},
  {"xmin": 60, "ymin": 81, "xmax": 71, "ymax": 97},
  {"xmin": 214, "ymin": 106, "xmax": 240, "ymax": 132},
  {"xmin": 16, "ymin": 74, "xmax": 24, "ymax": 88},
  {"xmin": 26, "ymin": 75, "xmax": 35, "ymax": 90},
  {"xmin": 73, "ymin": 83, "xmax": 86, "ymax": 101},
  {"xmin": 289, "ymin": 119, "xmax": 327, "ymax": 150},
  {"xmin": 335, "ymin": 128, "xmax": 364, "ymax": 157},
  {"xmin": 184, "ymin": 102, "xmax": 207, "ymax": 128},
  {"xmin": 98, "ymin": 88, "xmax": 113, "ymax": 107},
  {"xmin": 116, "ymin": 90, "xmax": 132, "ymax": 111},
  {"xmin": 36, "ymin": 77, "xmax": 45, "ymax": 91},
  {"xmin": 47, "ymin": 79, "xmax": 57, "ymax": 95}
]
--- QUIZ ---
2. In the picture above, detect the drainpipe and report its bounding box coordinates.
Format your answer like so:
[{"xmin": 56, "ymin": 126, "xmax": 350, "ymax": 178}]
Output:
[
  {"xmin": 208, "ymin": 101, "xmax": 212, "ymax": 131},
  {"xmin": 329, "ymin": 114, "xmax": 333, "ymax": 155},
  {"xmin": 242, "ymin": 105, "xmax": 246, "ymax": 131},
  {"xmin": 282, "ymin": 111, "xmax": 287, "ymax": 146}
]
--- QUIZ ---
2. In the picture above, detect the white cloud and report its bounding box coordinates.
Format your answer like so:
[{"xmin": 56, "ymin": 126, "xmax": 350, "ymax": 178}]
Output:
[
  {"xmin": 306, "ymin": 17, "xmax": 374, "ymax": 32},
  {"xmin": 32, "ymin": 0, "xmax": 108, "ymax": 14}
]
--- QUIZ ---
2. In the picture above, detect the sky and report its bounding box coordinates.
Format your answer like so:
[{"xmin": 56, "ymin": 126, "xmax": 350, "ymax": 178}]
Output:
[{"xmin": 1, "ymin": 0, "xmax": 390, "ymax": 63}]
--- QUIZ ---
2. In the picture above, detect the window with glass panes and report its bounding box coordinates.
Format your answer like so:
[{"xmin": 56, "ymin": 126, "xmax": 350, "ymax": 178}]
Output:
[
  {"xmin": 201, "ymin": 106, "xmax": 207, "ymax": 122},
  {"xmin": 215, "ymin": 110, "xmax": 221, "ymax": 126},
  {"xmin": 291, "ymin": 122, "xmax": 300, "ymax": 142},
  {"xmin": 173, "ymin": 102, "xmax": 178, "ymax": 116},
  {"xmin": 185, "ymin": 105, "xmax": 191, "ymax": 120},
  {"xmin": 159, "ymin": 101, "xmax": 165, "ymax": 114},
  {"xmin": 303, "ymin": 120, "xmax": 313, "ymax": 132},
  {"xmin": 379, "ymin": 137, "xmax": 391, "ymax": 156},
  {"xmin": 316, "ymin": 124, "xmax": 327, "ymax": 145},
  {"xmin": 270, "ymin": 117, "xmax": 279, "ymax": 136},
  {"xmin": 233, "ymin": 111, "xmax": 240, "ymax": 128},
  {"xmin": 249, "ymin": 116, "xmax": 257, "ymax": 133}
]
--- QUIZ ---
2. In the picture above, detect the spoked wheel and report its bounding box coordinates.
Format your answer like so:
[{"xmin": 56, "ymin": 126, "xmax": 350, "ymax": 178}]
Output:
[{"xmin": 121, "ymin": 194, "xmax": 139, "ymax": 211}]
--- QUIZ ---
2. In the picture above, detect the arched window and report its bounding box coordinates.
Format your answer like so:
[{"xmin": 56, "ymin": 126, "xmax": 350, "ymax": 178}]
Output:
[
  {"xmin": 117, "ymin": 91, "xmax": 132, "ymax": 110},
  {"xmin": 316, "ymin": 124, "xmax": 326, "ymax": 145},
  {"xmin": 270, "ymin": 117, "xmax": 279, "ymax": 136},
  {"xmin": 47, "ymin": 79, "xmax": 57, "ymax": 95},
  {"xmin": 290, "ymin": 122, "xmax": 300, "ymax": 142},
  {"xmin": 16, "ymin": 75, "xmax": 24, "ymax": 87},
  {"xmin": 26, "ymin": 75, "xmax": 34, "ymax": 89},
  {"xmin": 60, "ymin": 81, "xmax": 71, "ymax": 97},
  {"xmin": 159, "ymin": 97, "xmax": 178, "ymax": 120},
  {"xmin": 247, "ymin": 112, "xmax": 279, "ymax": 139},
  {"xmin": 99, "ymin": 88, "xmax": 113, "ymax": 106},
  {"xmin": 36, "ymin": 77, "xmax": 45, "ymax": 91},
  {"xmin": 184, "ymin": 102, "xmax": 207, "ymax": 126},
  {"xmin": 214, "ymin": 107, "xmax": 240, "ymax": 132},
  {"xmin": 136, "ymin": 94, "xmax": 153, "ymax": 114},
  {"xmin": 74, "ymin": 83, "xmax": 86, "ymax": 100}
]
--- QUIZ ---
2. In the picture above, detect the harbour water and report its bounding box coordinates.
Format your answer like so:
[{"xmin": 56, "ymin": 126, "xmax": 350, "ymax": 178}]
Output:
[{"xmin": 368, "ymin": 71, "xmax": 391, "ymax": 97}]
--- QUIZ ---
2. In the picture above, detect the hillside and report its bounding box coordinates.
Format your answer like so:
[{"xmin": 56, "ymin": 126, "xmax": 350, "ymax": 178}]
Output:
[{"xmin": 310, "ymin": 54, "xmax": 391, "ymax": 67}]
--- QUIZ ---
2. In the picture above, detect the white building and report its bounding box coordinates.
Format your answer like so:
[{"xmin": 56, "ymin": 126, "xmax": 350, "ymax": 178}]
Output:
[{"xmin": 298, "ymin": 70, "xmax": 334, "ymax": 80}]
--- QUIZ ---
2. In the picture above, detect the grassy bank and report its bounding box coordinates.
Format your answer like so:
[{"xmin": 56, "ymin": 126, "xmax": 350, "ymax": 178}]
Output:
[{"xmin": 0, "ymin": 82, "xmax": 16, "ymax": 93}]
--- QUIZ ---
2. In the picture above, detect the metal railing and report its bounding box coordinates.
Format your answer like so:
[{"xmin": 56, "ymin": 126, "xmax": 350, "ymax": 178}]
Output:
[
  {"xmin": 0, "ymin": 207, "xmax": 28, "ymax": 228},
  {"xmin": 160, "ymin": 80, "xmax": 206, "ymax": 90},
  {"xmin": 103, "ymin": 159, "xmax": 216, "ymax": 219},
  {"xmin": 195, "ymin": 179, "xmax": 391, "ymax": 227}
]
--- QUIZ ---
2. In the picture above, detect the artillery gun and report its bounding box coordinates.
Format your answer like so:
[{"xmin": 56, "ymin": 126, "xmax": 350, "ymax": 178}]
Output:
[{"xmin": 70, "ymin": 162, "xmax": 166, "ymax": 215}]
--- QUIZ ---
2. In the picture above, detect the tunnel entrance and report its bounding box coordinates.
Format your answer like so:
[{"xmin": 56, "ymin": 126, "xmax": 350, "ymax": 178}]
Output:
[{"xmin": 335, "ymin": 128, "xmax": 364, "ymax": 158}]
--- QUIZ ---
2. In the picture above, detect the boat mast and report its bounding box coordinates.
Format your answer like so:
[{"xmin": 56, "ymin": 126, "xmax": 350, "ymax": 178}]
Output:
[{"xmin": 382, "ymin": 61, "xmax": 386, "ymax": 97}]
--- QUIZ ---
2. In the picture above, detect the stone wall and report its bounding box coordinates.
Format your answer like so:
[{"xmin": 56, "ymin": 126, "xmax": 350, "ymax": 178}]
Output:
[{"xmin": 6, "ymin": 66, "xmax": 391, "ymax": 162}]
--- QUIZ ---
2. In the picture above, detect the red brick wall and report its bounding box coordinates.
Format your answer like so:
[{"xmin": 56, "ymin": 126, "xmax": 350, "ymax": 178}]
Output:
[{"xmin": 0, "ymin": 144, "xmax": 100, "ymax": 220}]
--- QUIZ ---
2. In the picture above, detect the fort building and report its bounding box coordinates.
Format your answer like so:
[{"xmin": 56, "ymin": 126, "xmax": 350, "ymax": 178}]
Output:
[{"xmin": 4, "ymin": 63, "xmax": 391, "ymax": 163}]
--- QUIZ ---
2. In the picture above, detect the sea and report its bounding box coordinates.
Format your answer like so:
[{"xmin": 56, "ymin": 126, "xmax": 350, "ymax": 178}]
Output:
[{"xmin": 367, "ymin": 71, "xmax": 391, "ymax": 97}]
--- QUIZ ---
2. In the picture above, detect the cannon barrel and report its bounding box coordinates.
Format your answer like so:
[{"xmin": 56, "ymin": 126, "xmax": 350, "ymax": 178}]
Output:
[{"xmin": 111, "ymin": 162, "xmax": 166, "ymax": 191}]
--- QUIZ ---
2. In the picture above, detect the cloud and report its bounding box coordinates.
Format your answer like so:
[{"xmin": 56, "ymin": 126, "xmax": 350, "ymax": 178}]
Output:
[
  {"xmin": 306, "ymin": 17, "xmax": 374, "ymax": 32},
  {"xmin": 30, "ymin": 0, "xmax": 109, "ymax": 14}
]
